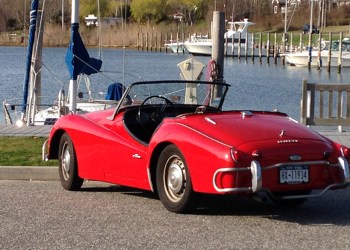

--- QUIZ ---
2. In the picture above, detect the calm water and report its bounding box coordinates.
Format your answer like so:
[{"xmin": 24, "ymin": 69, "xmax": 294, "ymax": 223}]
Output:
[{"xmin": 1, "ymin": 46, "xmax": 350, "ymax": 124}]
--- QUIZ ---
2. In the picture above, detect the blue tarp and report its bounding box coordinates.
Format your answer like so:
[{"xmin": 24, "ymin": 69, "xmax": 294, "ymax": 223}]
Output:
[
  {"xmin": 65, "ymin": 23, "xmax": 102, "ymax": 80},
  {"xmin": 105, "ymin": 83, "xmax": 124, "ymax": 101}
]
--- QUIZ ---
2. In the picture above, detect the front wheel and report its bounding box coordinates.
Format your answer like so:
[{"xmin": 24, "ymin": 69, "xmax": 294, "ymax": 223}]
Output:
[
  {"xmin": 58, "ymin": 133, "xmax": 83, "ymax": 191},
  {"xmin": 156, "ymin": 145, "xmax": 198, "ymax": 213}
]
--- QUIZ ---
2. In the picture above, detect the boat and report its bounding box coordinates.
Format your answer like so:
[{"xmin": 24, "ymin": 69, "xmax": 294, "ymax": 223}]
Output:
[
  {"xmin": 2, "ymin": 0, "xmax": 121, "ymax": 126},
  {"xmin": 183, "ymin": 18, "xmax": 255, "ymax": 56},
  {"xmin": 283, "ymin": 40, "xmax": 350, "ymax": 67},
  {"xmin": 164, "ymin": 39, "xmax": 185, "ymax": 53},
  {"xmin": 164, "ymin": 34, "xmax": 208, "ymax": 53}
]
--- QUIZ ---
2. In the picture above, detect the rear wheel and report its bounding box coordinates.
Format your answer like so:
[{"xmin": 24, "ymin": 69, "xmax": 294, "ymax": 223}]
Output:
[
  {"xmin": 58, "ymin": 133, "xmax": 83, "ymax": 191},
  {"xmin": 156, "ymin": 145, "xmax": 198, "ymax": 213}
]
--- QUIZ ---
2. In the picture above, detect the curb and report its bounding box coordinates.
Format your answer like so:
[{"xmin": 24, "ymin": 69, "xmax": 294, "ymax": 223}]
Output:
[{"xmin": 0, "ymin": 166, "xmax": 58, "ymax": 181}]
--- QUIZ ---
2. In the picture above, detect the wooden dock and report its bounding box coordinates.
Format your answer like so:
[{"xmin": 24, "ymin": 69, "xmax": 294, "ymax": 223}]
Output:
[{"xmin": 0, "ymin": 125, "xmax": 52, "ymax": 137}]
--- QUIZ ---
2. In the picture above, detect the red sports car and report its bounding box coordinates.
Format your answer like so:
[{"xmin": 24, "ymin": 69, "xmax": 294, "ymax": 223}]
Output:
[{"xmin": 45, "ymin": 80, "xmax": 350, "ymax": 213}]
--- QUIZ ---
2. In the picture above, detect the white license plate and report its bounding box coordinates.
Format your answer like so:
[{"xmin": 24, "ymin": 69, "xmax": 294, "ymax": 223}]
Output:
[{"xmin": 279, "ymin": 165, "xmax": 309, "ymax": 184}]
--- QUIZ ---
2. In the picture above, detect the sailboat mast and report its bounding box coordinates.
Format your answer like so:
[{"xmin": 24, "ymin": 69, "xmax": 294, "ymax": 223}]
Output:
[
  {"xmin": 68, "ymin": 0, "xmax": 80, "ymax": 112},
  {"xmin": 21, "ymin": 0, "xmax": 39, "ymax": 117}
]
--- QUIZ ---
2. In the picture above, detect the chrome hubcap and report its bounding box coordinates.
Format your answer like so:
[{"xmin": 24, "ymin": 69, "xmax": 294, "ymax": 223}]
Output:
[
  {"xmin": 61, "ymin": 142, "xmax": 71, "ymax": 181},
  {"xmin": 164, "ymin": 156, "xmax": 186, "ymax": 202}
]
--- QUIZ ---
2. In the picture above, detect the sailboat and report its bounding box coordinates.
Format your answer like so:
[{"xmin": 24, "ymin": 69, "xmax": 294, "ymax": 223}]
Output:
[{"xmin": 2, "ymin": 0, "xmax": 122, "ymax": 126}]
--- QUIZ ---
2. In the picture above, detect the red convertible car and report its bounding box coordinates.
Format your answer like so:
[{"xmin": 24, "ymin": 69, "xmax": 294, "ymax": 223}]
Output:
[{"xmin": 45, "ymin": 80, "xmax": 350, "ymax": 213}]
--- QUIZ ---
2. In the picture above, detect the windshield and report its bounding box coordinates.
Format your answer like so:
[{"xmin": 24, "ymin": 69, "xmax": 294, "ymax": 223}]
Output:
[{"xmin": 112, "ymin": 80, "xmax": 230, "ymax": 117}]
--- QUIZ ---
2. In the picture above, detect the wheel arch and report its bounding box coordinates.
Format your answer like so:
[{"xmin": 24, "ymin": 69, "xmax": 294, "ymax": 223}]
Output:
[
  {"xmin": 149, "ymin": 141, "xmax": 173, "ymax": 193},
  {"xmin": 48, "ymin": 129, "xmax": 67, "ymax": 159}
]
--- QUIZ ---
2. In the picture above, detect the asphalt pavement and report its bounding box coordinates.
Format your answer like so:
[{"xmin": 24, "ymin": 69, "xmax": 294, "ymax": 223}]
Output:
[{"xmin": 0, "ymin": 180, "xmax": 349, "ymax": 249}]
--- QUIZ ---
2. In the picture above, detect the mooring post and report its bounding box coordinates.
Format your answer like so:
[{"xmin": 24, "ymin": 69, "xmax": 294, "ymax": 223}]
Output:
[
  {"xmin": 266, "ymin": 32, "xmax": 270, "ymax": 64},
  {"xmin": 251, "ymin": 32, "xmax": 255, "ymax": 62},
  {"xmin": 274, "ymin": 33, "xmax": 278, "ymax": 64},
  {"xmin": 259, "ymin": 33, "xmax": 262, "ymax": 63},
  {"xmin": 338, "ymin": 32, "xmax": 343, "ymax": 73},
  {"xmin": 238, "ymin": 32, "xmax": 241, "ymax": 60},
  {"xmin": 327, "ymin": 32, "xmax": 332, "ymax": 72},
  {"xmin": 211, "ymin": 11, "xmax": 225, "ymax": 98},
  {"xmin": 244, "ymin": 32, "xmax": 248, "ymax": 60},
  {"xmin": 317, "ymin": 32, "xmax": 322, "ymax": 70}
]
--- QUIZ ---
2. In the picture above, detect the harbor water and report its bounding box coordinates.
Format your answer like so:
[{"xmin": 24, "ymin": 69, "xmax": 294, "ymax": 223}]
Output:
[{"xmin": 1, "ymin": 46, "xmax": 350, "ymax": 125}]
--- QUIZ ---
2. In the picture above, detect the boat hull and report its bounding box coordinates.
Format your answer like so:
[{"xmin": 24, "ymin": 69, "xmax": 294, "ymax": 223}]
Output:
[{"xmin": 284, "ymin": 51, "xmax": 350, "ymax": 67}]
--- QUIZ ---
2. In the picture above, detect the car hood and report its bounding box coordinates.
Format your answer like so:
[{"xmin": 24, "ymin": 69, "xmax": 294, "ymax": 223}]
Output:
[{"xmin": 177, "ymin": 111, "xmax": 329, "ymax": 147}]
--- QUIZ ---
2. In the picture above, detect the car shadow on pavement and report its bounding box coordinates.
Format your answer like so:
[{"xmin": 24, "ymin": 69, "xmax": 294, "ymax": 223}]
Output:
[
  {"xmin": 195, "ymin": 191, "xmax": 350, "ymax": 226},
  {"xmin": 79, "ymin": 183, "xmax": 350, "ymax": 226}
]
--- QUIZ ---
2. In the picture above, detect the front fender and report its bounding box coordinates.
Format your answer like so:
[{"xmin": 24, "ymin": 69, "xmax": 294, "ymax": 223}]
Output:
[{"xmin": 47, "ymin": 114, "xmax": 114, "ymax": 180}]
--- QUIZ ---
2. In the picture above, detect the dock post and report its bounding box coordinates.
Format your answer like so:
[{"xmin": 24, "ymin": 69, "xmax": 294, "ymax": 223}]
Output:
[
  {"xmin": 317, "ymin": 32, "xmax": 322, "ymax": 70},
  {"xmin": 211, "ymin": 11, "xmax": 225, "ymax": 98},
  {"xmin": 225, "ymin": 35, "xmax": 228, "ymax": 57},
  {"xmin": 251, "ymin": 33, "xmax": 255, "ymax": 62},
  {"xmin": 259, "ymin": 33, "xmax": 262, "ymax": 63},
  {"xmin": 274, "ymin": 33, "xmax": 278, "ymax": 65},
  {"xmin": 266, "ymin": 32, "xmax": 270, "ymax": 64},
  {"xmin": 327, "ymin": 32, "xmax": 332, "ymax": 72},
  {"xmin": 338, "ymin": 32, "xmax": 343, "ymax": 73},
  {"xmin": 141, "ymin": 32, "xmax": 144, "ymax": 51},
  {"xmin": 238, "ymin": 33, "xmax": 241, "ymax": 59},
  {"xmin": 165, "ymin": 33, "xmax": 168, "ymax": 53},
  {"xmin": 244, "ymin": 33, "xmax": 248, "ymax": 60}
]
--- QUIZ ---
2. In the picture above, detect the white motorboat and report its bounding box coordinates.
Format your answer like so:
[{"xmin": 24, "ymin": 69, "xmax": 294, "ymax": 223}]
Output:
[
  {"xmin": 184, "ymin": 18, "xmax": 255, "ymax": 56},
  {"xmin": 283, "ymin": 40, "xmax": 350, "ymax": 67},
  {"xmin": 164, "ymin": 40, "xmax": 185, "ymax": 53}
]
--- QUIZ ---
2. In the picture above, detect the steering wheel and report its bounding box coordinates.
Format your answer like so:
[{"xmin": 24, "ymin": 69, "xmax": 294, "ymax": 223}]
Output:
[{"xmin": 137, "ymin": 95, "xmax": 175, "ymax": 127}]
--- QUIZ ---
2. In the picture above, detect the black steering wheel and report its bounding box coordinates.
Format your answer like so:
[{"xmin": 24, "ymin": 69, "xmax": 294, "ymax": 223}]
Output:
[{"xmin": 137, "ymin": 95, "xmax": 175, "ymax": 128}]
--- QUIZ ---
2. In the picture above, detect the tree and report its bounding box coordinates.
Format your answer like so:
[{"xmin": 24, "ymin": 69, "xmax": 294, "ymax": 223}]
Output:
[{"xmin": 130, "ymin": 0, "xmax": 166, "ymax": 23}]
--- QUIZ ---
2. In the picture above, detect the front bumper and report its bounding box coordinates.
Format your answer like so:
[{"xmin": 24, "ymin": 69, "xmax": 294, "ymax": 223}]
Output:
[{"xmin": 212, "ymin": 157, "xmax": 350, "ymax": 199}]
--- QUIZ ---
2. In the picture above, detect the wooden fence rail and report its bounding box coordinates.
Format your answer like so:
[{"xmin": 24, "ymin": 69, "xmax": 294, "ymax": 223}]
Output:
[{"xmin": 301, "ymin": 80, "xmax": 350, "ymax": 132}]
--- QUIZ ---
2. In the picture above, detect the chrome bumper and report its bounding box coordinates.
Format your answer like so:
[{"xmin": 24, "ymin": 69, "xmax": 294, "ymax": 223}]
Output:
[{"xmin": 212, "ymin": 157, "xmax": 350, "ymax": 197}]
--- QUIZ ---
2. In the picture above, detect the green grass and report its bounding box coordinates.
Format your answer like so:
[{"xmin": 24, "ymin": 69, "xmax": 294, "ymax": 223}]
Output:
[{"xmin": 0, "ymin": 136, "xmax": 57, "ymax": 166}]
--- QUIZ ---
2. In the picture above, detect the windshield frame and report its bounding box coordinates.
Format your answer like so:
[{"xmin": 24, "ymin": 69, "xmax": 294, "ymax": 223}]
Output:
[{"xmin": 108, "ymin": 80, "xmax": 230, "ymax": 120}]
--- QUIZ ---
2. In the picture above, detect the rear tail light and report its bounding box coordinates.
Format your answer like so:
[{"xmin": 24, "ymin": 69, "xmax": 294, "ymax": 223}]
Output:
[
  {"xmin": 231, "ymin": 148, "xmax": 240, "ymax": 163},
  {"xmin": 341, "ymin": 146, "xmax": 350, "ymax": 159}
]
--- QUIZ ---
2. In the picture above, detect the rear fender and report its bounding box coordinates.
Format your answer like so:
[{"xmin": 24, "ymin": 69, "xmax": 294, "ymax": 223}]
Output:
[{"xmin": 149, "ymin": 122, "xmax": 234, "ymax": 193}]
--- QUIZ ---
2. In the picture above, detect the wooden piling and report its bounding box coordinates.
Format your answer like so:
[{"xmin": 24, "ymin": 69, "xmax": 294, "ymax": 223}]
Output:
[
  {"xmin": 259, "ymin": 33, "xmax": 262, "ymax": 63},
  {"xmin": 338, "ymin": 32, "xmax": 343, "ymax": 73},
  {"xmin": 317, "ymin": 32, "xmax": 322, "ymax": 70},
  {"xmin": 266, "ymin": 32, "xmax": 270, "ymax": 64},
  {"xmin": 274, "ymin": 33, "xmax": 278, "ymax": 64},
  {"xmin": 165, "ymin": 33, "xmax": 168, "ymax": 53},
  {"xmin": 251, "ymin": 33, "xmax": 255, "ymax": 62},
  {"xmin": 225, "ymin": 35, "xmax": 228, "ymax": 57},
  {"xmin": 327, "ymin": 32, "xmax": 332, "ymax": 72},
  {"xmin": 238, "ymin": 32, "xmax": 241, "ymax": 59},
  {"xmin": 211, "ymin": 11, "xmax": 225, "ymax": 96},
  {"xmin": 244, "ymin": 32, "xmax": 248, "ymax": 60}
]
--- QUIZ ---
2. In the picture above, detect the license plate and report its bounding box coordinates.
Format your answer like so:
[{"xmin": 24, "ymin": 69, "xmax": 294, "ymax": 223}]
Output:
[{"xmin": 279, "ymin": 165, "xmax": 309, "ymax": 184}]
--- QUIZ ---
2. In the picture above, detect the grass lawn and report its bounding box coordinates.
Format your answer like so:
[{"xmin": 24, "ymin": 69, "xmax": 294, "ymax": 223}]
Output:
[{"xmin": 0, "ymin": 136, "xmax": 57, "ymax": 166}]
